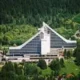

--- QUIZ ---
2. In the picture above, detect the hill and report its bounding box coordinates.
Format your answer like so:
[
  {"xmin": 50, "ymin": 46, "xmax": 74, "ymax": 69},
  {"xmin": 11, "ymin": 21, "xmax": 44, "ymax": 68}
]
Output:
[
  {"xmin": 0, "ymin": 0, "xmax": 80, "ymax": 26},
  {"xmin": 0, "ymin": 0, "xmax": 80, "ymax": 47},
  {"xmin": 0, "ymin": 24, "xmax": 37, "ymax": 46}
]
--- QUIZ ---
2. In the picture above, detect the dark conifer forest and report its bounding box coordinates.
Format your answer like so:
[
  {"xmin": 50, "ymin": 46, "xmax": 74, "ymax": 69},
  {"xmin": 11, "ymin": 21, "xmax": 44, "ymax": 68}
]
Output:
[
  {"xmin": 0, "ymin": 0, "xmax": 80, "ymax": 46},
  {"xmin": 0, "ymin": 0, "xmax": 80, "ymax": 25}
]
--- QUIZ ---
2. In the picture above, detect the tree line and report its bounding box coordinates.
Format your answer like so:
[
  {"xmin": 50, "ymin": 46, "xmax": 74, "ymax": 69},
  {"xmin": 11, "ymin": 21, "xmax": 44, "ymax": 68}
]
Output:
[
  {"xmin": 0, "ymin": 58, "xmax": 79, "ymax": 80},
  {"xmin": 0, "ymin": 0, "xmax": 80, "ymax": 26},
  {"xmin": 0, "ymin": 0, "xmax": 80, "ymax": 46},
  {"xmin": 0, "ymin": 24, "xmax": 37, "ymax": 46}
]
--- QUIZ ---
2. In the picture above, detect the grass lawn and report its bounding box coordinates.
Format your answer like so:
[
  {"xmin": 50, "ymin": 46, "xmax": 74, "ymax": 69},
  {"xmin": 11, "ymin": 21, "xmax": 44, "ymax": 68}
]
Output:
[
  {"xmin": 42, "ymin": 67, "xmax": 52, "ymax": 76},
  {"xmin": 60, "ymin": 58, "xmax": 80, "ymax": 75},
  {"xmin": 41, "ymin": 58, "xmax": 80, "ymax": 76}
]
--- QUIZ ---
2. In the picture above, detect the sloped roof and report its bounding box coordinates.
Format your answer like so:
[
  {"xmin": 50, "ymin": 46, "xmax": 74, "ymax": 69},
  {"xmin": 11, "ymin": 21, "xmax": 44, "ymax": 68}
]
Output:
[{"xmin": 9, "ymin": 22, "xmax": 76, "ymax": 49}]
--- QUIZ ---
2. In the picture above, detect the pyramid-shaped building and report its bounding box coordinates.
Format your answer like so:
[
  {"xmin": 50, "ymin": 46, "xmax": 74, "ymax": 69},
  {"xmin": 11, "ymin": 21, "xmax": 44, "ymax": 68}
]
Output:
[{"xmin": 9, "ymin": 22, "xmax": 76, "ymax": 57}]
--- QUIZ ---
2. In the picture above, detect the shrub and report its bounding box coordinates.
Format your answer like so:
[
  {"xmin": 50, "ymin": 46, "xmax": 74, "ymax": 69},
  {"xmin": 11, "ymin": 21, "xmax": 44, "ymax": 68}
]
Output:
[
  {"xmin": 60, "ymin": 58, "xmax": 65, "ymax": 67},
  {"xmin": 37, "ymin": 59, "xmax": 47, "ymax": 69}
]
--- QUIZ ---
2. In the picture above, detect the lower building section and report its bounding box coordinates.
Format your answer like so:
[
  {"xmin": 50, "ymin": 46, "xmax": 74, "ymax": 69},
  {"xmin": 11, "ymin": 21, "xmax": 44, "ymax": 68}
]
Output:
[{"xmin": 6, "ymin": 54, "xmax": 58, "ymax": 65}]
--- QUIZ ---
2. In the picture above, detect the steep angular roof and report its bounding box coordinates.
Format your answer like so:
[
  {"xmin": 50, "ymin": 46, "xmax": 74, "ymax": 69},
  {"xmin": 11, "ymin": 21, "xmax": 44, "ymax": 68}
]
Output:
[{"xmin": 9, "ymin": 22, "xmax": 76, "ymax": 49}]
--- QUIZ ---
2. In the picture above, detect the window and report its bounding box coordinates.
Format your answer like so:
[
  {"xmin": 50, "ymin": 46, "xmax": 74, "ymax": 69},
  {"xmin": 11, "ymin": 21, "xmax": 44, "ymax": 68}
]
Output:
[{"xmin": 40, "ymin": 32, "xmax": 44, "ymax": 39}]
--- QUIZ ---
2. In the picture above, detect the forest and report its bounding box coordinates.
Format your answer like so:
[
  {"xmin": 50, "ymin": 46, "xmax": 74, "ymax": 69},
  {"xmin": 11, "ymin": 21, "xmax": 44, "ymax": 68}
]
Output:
[
  {"xmin": 0, "ymin": 0, "xmax": 80, "ymax": 47},
  {"xmin": 0, "ymin": 0, "xmax": 80, "ymax": 25},
  {"xmin": 0, "ymin": 0, "xmax": 80, "ymax": 80}
]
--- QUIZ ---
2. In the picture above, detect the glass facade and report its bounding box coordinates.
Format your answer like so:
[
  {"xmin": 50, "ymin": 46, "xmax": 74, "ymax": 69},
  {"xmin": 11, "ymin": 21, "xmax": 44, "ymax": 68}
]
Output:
[
  {"xmin": 10, "ymin": 35, "xmax": 41, "ymax": 55},
  {"xmin": 49, "ymin": 29, "xmax": 76, "ymax": 48},
  {"xmin": 10, "ymin": 27, "xmax": 76, "ymax": 55}
]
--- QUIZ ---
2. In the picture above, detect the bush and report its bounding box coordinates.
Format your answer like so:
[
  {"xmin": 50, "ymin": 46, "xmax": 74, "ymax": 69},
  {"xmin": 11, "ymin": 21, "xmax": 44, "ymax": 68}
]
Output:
[
  {"xmin": 49, "ymin": 59, "xmax": 61, "ymax": 71},
  {"xmin": 24, "ymin": 63, "xmax": 39, "ymax": 76},
  {"xmin": 38, "ymin": 75, "xmax": 45, "ymax": 80},
  {"xmin": 49, "ymin": 58, "xmax": 61, "ymax": 76},
  {"xmin": 37, "ymin": 59, "xmax": 47, "ymax": 69},
  {"xmin": 60, "ymin": 58, "xmax": 65, "ymax": 67},
  {"xmin": 64, "ymin": 49, "xmax": 72, "ymax": 59}
]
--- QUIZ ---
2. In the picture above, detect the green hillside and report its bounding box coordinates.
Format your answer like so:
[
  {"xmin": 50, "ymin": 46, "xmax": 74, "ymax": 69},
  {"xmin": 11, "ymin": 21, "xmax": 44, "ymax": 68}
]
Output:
[
  {"xmin": 72, "ymin": 14, "xmax": 80, "ymax": 23},
  {"xmin": 0, "ymin": 0, "xmax": 80, "ymax": 47},
  {"xmin": 0, "ymin": 0, "xmax": 80, "ymax": 26},
  {"xmin": 0, "ymin": 24, "xmax": 37, "ymax": 46}
]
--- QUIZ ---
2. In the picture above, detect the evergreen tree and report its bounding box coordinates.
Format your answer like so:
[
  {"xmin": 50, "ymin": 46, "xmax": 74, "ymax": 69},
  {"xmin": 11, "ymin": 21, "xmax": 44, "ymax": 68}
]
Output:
[
  {"xmin": 64, "ymin": 49, "xmax": 67, "ymax": 58},
  {"xmin": 67, "ymin": 51, "xmax": 71, "ymax": 59},
  {"xmin": 60, "ymin": 58, "xmax": 65, "ymax": 67},
  {"xmin": 24, "ymin": 63, "xmax": 39, "ymax": 76},
  {"xmin": 1, "ymin": 62, "xmax": 14, "ymax": 73},
  {"xmin": 37, "ymin": 59, "xmax": 47, "ymax": 69},
  {"xmin": 73, "ymin": 40, "xmax": 80, "ymax": 65},
  {"xmin": 3, "ymin": 47, "xmax": 8, "ymax": 55},
  {"xmin": 14, "ymin": 63, "xmax": 23, "ymax": 75},
  {"xmin": 49, "ymin": 58, "xmax": 61, "ymax": 76}
]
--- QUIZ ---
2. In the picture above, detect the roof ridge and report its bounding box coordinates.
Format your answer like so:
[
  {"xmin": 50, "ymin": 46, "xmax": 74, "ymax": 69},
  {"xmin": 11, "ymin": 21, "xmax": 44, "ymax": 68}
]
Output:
[
  {"xmin": 9, "ymin": 22, "xmax": 76, "ymax": 50},
  {"xmin": 43, "ymin": 22, "xmax": 76, "ymax": 43}
]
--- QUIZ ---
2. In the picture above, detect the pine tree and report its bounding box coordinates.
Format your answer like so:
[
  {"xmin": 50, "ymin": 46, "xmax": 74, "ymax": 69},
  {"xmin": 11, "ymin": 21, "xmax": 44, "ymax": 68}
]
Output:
[
  {"xmin": 60, "ymin": 58, "xmax": 64, "ymax": 67},
  {"xmin": 37, "ymin": 59, "xmax": 47, "ymax": 69}
]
